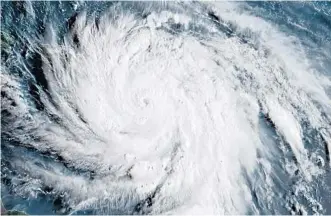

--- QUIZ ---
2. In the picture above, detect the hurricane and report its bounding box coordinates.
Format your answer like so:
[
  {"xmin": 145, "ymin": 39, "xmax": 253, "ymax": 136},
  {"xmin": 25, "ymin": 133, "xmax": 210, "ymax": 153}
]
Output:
[{"xmin": 1, "ymin": 1, "xmax": 331, "ymax": 215}]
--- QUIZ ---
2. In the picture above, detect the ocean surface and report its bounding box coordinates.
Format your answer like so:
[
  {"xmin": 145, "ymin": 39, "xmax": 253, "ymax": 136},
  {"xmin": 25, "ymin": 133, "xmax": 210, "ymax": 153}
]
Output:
[{"xmin": 1, "ymin": 1, "xmax": 331, "ymax": 215}]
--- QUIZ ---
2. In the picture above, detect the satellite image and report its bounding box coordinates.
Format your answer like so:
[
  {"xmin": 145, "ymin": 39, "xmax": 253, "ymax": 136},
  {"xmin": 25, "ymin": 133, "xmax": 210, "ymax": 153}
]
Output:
[{"xmin": 1, "ymin": 1, "xmax": 331, "ymax": 215}]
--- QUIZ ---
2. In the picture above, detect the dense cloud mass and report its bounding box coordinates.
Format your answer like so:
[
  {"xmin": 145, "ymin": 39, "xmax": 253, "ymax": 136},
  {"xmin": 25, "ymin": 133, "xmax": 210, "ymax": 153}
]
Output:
[{"xmin": 1, "ymin": 1, "xmax": 331, "ymax": 215}]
